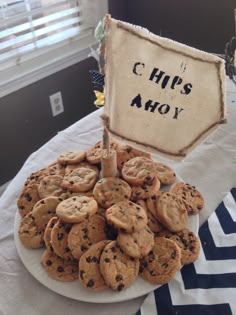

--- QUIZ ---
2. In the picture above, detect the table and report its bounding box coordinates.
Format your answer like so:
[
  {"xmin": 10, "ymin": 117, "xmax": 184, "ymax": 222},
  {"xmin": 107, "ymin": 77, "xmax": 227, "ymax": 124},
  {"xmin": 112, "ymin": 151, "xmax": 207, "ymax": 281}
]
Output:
[{"xmin": 0, "ymin": 79, "xmax": 236, "ymax": 315}]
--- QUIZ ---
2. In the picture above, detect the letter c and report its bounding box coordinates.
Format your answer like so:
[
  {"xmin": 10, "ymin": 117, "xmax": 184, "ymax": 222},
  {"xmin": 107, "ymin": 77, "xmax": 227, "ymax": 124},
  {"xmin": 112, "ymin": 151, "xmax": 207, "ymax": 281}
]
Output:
[{"xmin": 133, "ymin": 62, "xmax": 145, "ymax": 76}]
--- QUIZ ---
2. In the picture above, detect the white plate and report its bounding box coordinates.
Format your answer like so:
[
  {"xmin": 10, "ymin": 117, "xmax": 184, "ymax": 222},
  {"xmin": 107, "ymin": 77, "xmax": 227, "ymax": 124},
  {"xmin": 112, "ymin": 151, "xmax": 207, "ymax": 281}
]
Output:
[{"xmin": 14, "ymin": 180, "xmax": 199, "ymax": 304}]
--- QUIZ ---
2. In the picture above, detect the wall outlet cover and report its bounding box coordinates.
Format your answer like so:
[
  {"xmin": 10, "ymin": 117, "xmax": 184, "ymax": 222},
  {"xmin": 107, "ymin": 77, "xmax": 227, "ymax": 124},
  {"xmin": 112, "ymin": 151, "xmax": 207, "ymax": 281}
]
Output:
[{"xmin": 50, "ymin": 92, "xmax": 64, "ymax": 116}]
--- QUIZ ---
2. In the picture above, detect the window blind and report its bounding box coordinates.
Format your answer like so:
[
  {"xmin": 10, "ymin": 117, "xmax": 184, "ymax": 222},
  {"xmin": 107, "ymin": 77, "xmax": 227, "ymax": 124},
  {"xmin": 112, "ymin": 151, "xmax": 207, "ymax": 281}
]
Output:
[{"xmin": 0, "ymin": 0, "xmax": 95, "ymax": 66}]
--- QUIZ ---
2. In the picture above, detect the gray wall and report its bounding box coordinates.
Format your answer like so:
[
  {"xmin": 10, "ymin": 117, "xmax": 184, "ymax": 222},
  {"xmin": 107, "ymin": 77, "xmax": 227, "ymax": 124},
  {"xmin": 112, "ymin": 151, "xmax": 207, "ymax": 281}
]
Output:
[
  {"xmin": 109, "ymin": 0, "xmax": 235, "ymax": 53},
  {"xmin": 0, "ymin": 57, "xmax": 98, "ymax": 185}
]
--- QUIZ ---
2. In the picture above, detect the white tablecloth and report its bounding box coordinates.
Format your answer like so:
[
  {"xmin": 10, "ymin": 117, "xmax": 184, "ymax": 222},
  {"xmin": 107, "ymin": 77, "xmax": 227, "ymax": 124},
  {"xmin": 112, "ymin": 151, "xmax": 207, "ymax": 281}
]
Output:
[{"xmin": 0, "ymin": 80, "xmax": 236, "ymax": 315}]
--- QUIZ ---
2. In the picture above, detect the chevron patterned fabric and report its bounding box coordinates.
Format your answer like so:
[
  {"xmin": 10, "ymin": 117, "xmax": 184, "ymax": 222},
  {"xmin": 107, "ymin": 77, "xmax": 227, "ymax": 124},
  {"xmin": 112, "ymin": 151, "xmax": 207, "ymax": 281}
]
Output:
[{"xmin": 136, "ymin": 188, "xmax": 236, "ymax": 315}]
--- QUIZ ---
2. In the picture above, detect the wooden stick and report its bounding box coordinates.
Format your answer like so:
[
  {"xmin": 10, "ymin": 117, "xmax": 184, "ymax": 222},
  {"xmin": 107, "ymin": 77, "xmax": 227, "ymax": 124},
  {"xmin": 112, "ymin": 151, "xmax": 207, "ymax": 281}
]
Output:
[
  {"xmin": 100, "ymin": 114, "xmax": 118, "ymax": 177},
  {"xmin": 103, "ymin": 126, "xmax": 110, "ymax": 156},
  {"xmin": 101, "ymin": 148, "xmax": 117, "ymax": 178}
]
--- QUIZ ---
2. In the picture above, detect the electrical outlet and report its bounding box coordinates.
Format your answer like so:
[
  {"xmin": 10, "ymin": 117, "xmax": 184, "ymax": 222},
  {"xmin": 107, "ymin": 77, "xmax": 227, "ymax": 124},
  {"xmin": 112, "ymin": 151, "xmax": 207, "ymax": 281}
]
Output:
[{"xmin": 49, "ymin": 92, "xmax": 64, "ymax": 116}]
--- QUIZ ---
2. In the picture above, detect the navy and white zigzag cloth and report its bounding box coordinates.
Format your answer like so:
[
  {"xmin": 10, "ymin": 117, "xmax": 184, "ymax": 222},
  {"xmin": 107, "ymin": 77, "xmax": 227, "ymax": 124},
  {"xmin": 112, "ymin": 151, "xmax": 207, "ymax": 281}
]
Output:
[{"xmin": 136, "ymin": 188, "xmax": 236, "ymax": 315}]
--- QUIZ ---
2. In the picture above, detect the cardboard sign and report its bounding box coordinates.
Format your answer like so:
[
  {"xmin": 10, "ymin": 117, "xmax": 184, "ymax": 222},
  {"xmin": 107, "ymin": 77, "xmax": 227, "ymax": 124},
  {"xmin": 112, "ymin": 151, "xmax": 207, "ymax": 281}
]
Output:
[{"xmin": 103, "ymin": 17, "xmax": 226, "ymax": 159}]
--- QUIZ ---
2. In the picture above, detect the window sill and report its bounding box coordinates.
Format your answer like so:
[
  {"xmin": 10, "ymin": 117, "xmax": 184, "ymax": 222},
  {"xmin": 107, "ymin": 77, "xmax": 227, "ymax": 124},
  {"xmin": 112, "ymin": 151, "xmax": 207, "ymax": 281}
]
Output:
[
  {"xmin": 0, "ymin": 34, "xmax": 97, "ymax": 98},
  {"xmin": 0, "ymin": 0, "xmax": 108, "ymax": 98}
]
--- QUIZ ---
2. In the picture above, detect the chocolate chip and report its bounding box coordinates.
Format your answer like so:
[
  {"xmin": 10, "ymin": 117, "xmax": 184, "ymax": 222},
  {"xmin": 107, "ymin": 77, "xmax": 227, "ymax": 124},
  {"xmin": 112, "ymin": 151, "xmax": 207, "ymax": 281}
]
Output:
[
  {"xmin": 148, "ymin": 255, "xmax": 154, "ymax": 263},
  {"xmin": 104, "ymin": 258, "xmax": 110, "ymax": 263},
  {"xmin": 87, "ymin": 279, "xmax": 94, "ymax": 287},
  {"xmin": 171, "ymin": 251, "xmax": 177, "ymax": 259},
  {"xmin": 64, "ymin": 224, "xmax": 72, "ymax": 234},
  {"xmin": 140, "ymin": 260, "xmax": 148, "ymax": 268},
  {"xmin": 119, "ymin": 247, "xmax": 124, "ymax": 254},
  {"xmin": 115, "ymin": 274, "xmax": 123, "ymax": 282},
  {"xmin": 92, "ymin": 256, "xmax": 98, "ymax": 263},
  {"xmin": 137, "ymin": 215, "xmax": 144, "ymax": 220},
  {"xmin": 24, "ymin": 193, "xmax": 32, "ymax": 202},
  {"xmin": 80, "ymin": 270, "xmax": 85, "ymax": 279},
  {"xmin": 139, "ymin": 265, "xmax": 145, "ymax": 273},
  {"xmin": 117, "ymin": 284, "xmax": 124, "ymax": 291},
  {"xmin": 46, "ymin": 260, "xmax": 52, "ymax": 266},
  {"xmin": 86, "ymin": 256, "xmax": 92, "ymax": 263},
  {"xmin": 57, "ymin": 266, "xmax": 64, "ymax": 272},
  {"xmin": 57, "ymin": 233, "xmax": 64, "ymax": 240},
  {"xmin": 162, "ymin": 262, "xmax": 168, "ymax": 268},
  {"xmin": 81, "ymin": 245, "xmax": 87, "ymax": 252}
]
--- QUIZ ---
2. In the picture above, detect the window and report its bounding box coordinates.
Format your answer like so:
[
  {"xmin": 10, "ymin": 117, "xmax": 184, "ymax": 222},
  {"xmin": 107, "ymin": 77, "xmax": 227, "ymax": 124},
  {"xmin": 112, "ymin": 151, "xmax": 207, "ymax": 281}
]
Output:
[{"xmin": 0, "ymin": 0, "xmax": 107, "ymax": 97}]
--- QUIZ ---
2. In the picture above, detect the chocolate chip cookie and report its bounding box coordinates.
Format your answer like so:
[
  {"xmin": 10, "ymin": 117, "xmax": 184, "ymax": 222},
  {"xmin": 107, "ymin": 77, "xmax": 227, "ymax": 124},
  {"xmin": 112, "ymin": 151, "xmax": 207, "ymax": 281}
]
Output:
[
  {"xmin": 105, "ymin": 200, "xmax": 148, "ymax": 233},
  {"xmin": 17, "ymin": 184, "xmax": 40, "ymax": 217},
  {"xmin": 155, "ymin": 162, "xmax": 176, "ymax": 185},
  {"xmin": 121, "ymin": 157, "xmax": 156, "ymax": 186},
  {"xmin": 68, "ymin": 213, "xmax": 107, "ymax": 259},
  {"xmin": 18, "ymin": 212, "xmax": 44, "ymax": 249},
  {"xmin": 44, "ymin": 216, "xmax": 58, "ymax": 253},
  {"xmin": 100, "ymin": 240, "xmax": 140, "ymax": 291},
  {"xmin": 79, "ymin": 240, "xmax": 110, "ymax": 291},
  {"xmin": 56, "ymin": 196, "xmax": 98, "ymax": 223},
  {"xmin": 156, "ymin": 192, "xmax": 188, "ymax": 232},
  {"xmin": 93, "ymin": 177, "xmax": 131, "ymax": 209},
  {"xmin": 41, "ymin": 249, "xmax": 78, "ymax": 282},
  {"xmin": 38, "ymin": 175, "xmax": 65, "ymax": 199},
  {"xmin": 139, "ymin": 236, "xmax": 181, "ymax": 284},
  {"xmin": 57, "ymin": 150, "xmax": 86, "ymax": 165},
  {"xmin": 130, "ymin": 176, "xmax": 161, "ymax": 201},
  {"xmin": 170, "ymin": 182, "xmax": 204, "ymax": 215},
  {"xmin": 158, "ymin": 228, "xmax": 200, "ymax": 265},
  {"xmin": 116, "ymin": 144, "xmax": 151, "ymax": 170},
  {"xmin": 31, "ymin": 196, "xmax": 62, "ymax": 229},
  {"xmin": 50, "ymin": 219, "xmax": 74, "ymax": 260},
  {"xmin": 117, "ymin": 226, "xmax": 154, "ymax": 258},
  {"xmin": 62, "ymin": 167, "xmax": 97, "ymax": 192}
]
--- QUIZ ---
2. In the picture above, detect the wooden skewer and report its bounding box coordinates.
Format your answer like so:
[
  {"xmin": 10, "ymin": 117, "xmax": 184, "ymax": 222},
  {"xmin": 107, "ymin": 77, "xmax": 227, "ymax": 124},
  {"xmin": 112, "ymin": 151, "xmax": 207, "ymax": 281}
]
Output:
[
  {"xmin": 100, "ymin": 114, "xmax": 118, "ymax": 178},
  {"xmin": 103, "ymin": 126, "xmax": 110, "ymax": 156}
]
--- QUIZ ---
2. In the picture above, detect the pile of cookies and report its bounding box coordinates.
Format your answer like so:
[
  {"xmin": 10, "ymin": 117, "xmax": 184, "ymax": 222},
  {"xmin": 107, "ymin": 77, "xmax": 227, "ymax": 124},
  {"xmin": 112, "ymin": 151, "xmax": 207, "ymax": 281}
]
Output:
[{"xmin": 17, "ymin": 138, "xmax": 204, "ymax": 291}]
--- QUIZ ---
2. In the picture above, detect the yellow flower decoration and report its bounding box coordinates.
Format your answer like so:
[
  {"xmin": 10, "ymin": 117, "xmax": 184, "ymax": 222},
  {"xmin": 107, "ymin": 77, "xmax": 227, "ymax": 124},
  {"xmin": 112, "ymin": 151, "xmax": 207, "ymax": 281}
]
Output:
[{"xmin": 94, "ymin": 90, "xmax": 105, "ymax": 108}]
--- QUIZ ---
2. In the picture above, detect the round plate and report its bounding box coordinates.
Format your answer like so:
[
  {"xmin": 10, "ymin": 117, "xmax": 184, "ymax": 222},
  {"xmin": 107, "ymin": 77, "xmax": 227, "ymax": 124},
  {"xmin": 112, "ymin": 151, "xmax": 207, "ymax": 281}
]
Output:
[{"xmin": 14, "ymin": 180, "xmax": 199, "ymax": 303}]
